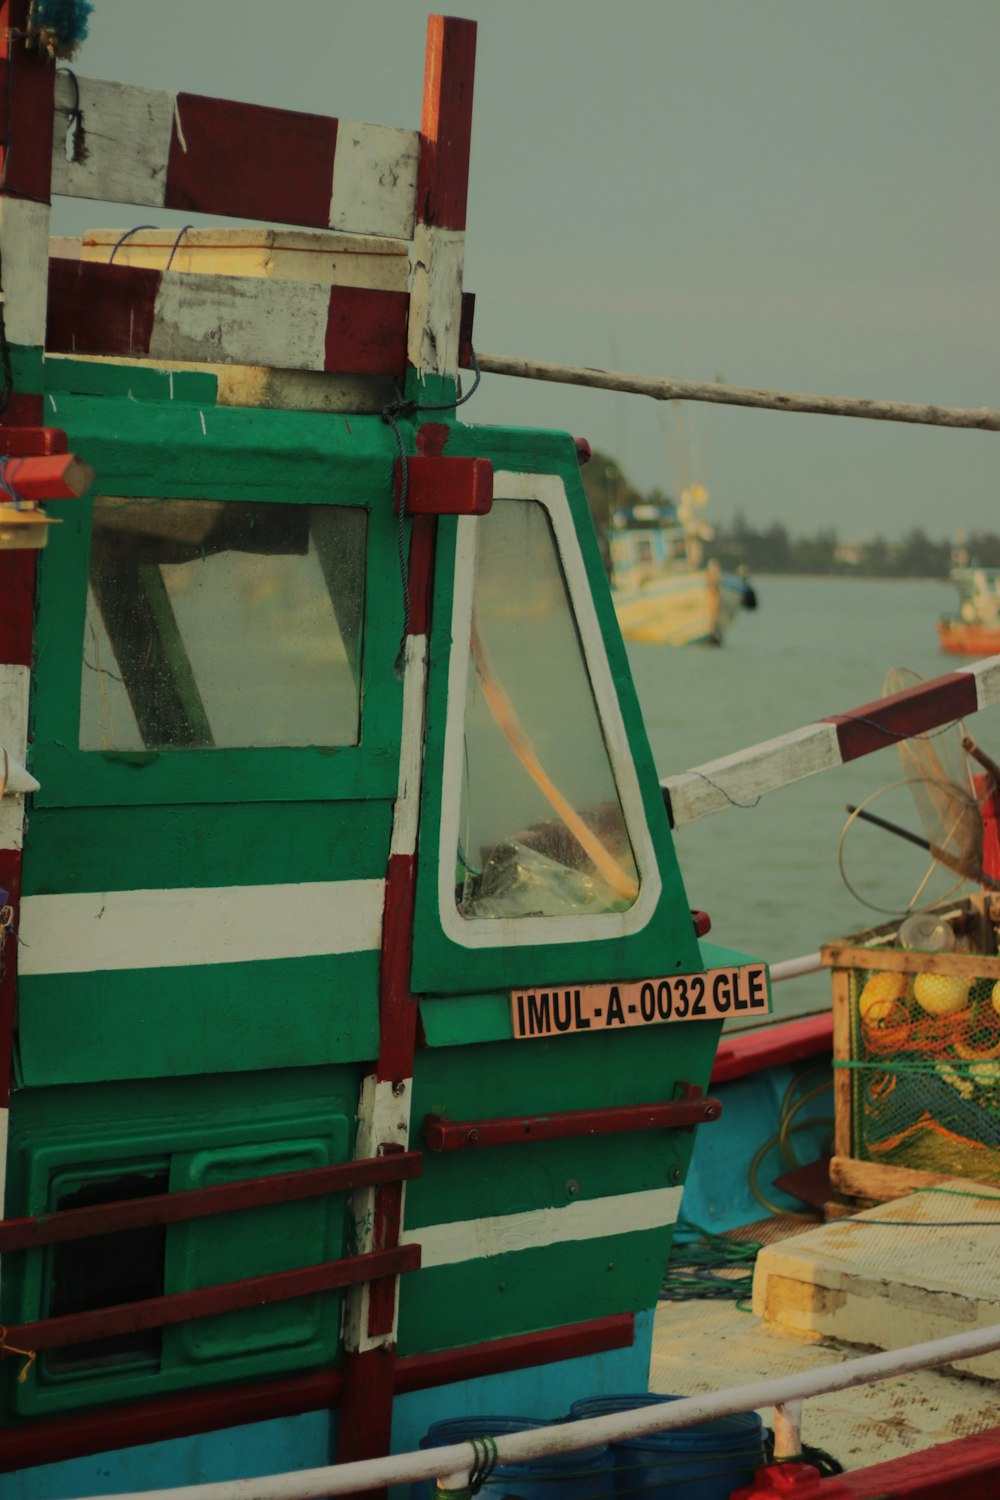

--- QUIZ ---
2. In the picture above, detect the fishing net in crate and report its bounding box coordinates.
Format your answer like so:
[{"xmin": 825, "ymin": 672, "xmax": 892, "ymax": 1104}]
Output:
[{"xmin": 847, "ymin": 959, "xmax": 1000, "ymax": 1185}]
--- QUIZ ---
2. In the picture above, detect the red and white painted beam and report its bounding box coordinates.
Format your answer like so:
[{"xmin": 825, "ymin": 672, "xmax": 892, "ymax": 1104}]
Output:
[
  {"xmin": 52, "ymin": 73, "xmax": 420, "ymax": 240},
  {"xmin": 663, "ymin": 656, "xmax": 1000, "ymax": 828}
]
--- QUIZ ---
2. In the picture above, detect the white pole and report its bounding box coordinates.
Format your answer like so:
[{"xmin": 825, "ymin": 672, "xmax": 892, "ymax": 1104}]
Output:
[
  {"xmin": 475, "ymin": 353, "xmax": 1000, "ymax": 433},
  {"xmin": 768, "ymin": 952, "xmax": 825, "ymax": 982},
  {"xmin": 76, "ymin": 1322, "xmax": 1000, "ymax": 1500}
]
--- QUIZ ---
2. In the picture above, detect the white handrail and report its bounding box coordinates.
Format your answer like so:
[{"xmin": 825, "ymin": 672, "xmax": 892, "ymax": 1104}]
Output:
[
  {"xmin": 768, "ymin": 951, "xmax": 824, "ymax": 982},
  {"xmin": 78, "ymin": 1321, "xmax": 1000, "ymax": 1500}
]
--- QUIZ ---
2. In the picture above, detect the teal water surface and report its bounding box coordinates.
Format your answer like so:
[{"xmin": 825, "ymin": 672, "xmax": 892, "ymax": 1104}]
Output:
[{"xmin": 627, "ymin": 576, "xmax": 1000, "ymax": 1022}]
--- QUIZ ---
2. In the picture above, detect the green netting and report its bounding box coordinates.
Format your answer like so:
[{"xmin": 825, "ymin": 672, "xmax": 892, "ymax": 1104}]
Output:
[{"xmin": 840, "ymin": 963, "xmax": 1000, "ymax": 1183}]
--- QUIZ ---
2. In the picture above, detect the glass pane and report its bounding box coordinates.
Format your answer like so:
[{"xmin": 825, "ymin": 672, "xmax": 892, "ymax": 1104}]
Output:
[
  {"xmin": 456, "ymin": 501, "xmax": 639, "ymax": 920},
  {"xmin": 80, "ymin": 499, "xmax": 366, "ymax": 751}
]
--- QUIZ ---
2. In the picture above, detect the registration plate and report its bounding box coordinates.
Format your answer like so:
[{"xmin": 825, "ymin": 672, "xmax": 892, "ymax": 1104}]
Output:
[{"xmin": 511, "ymin": 963, "xmax": 770, "ymax": 1041}]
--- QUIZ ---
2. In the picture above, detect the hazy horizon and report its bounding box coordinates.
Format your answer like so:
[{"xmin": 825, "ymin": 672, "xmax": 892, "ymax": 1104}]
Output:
[{"xmin": 52, "ymin": 2, "xmax": 1000, "ymax": 542}]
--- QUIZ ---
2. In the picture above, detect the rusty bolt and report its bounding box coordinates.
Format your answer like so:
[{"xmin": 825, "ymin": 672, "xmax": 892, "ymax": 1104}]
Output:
[
  {"xmin": 467, "ymin": 1128, "xmax": 480, "ymax": 1144},
  {"xmin": 669, "ymin": 1165, "xmax": 682, "ymax": 1183}
]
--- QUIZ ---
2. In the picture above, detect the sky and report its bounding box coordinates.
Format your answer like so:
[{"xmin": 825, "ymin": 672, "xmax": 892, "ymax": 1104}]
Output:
[{"xmin": 52, "ymin": 1, "xmax": 1000, "ymax": 542}]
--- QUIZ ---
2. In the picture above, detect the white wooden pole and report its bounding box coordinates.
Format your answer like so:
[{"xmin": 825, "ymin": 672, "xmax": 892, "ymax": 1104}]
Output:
[
  {"xmin": 475, "ymin": 353, "xmax": 1000, "ymax": 432},
  {"xmin": 75, "ymin": 1321, "xmax": 1000, "ymax": 1500}
]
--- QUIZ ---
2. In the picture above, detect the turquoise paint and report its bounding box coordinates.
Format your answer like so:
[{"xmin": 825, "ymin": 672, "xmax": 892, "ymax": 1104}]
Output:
[{"xmin": 0, "ymin": 1411, "xmax": 333, "ymax": 1500}]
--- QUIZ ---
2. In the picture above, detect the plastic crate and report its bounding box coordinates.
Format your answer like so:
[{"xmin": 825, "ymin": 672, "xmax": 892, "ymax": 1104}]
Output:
[{"xmin": 822, "ymin": 896, "xmax": 1000, "ymax": 1202}]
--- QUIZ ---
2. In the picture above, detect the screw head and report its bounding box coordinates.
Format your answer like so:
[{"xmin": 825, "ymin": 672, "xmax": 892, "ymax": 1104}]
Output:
[
  {"xmin": 467, "ymin": 1127, "xmax": 480, "ymax": 1143},
  {"xmin": 566, "ymin": 1179, "xmax": 580, "ymax": 1197},
  {"xmin": 669, "ymin": 1165, "xmax": 683, "ymax": 1183}
]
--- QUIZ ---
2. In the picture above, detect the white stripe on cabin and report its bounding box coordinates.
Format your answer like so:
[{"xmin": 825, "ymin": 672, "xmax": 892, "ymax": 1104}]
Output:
[
  {"xmin": 52, "ymin": 74, "xmax": 174, "ymax": 208},
  {"xmin": 665, "ymin": 722, "xmax": 843, "ymax": 828},
  {"xmin": 403, "ymin": 1185, "xmax": 684, "ymax": 1269},
  {"xmin": 407, "ymin": 224, "xmax": 466, "ymax": 379},
  {"xmin": 18, "ymin": 878, "xmax": 385, "ymax": 976},
  {"xmin": 0, "ymin": 665, "xmax": 31, "ymax": 852},
  {"xmin": 328, "ymin": 121, "xmax": 419, "ymax": 240},
  {"xmin": 0, "ymin": 197, "xmax": 50, "ymax": 348},
  {"xmin": 148, "ymin": 272, "xmax": 334, "ymax": 369},
  {"xmin": 344, "ymin": 1074, "xmax": 413, "ymax": 1354}
]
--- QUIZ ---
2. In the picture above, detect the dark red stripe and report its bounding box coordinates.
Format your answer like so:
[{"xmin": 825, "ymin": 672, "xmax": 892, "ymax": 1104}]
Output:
[
  {"xmin": 46, "ymin": 258, "xmax": 159, "ymax": 360},
  {"xmin": 406, "ymin": 511, "xmax": 438, "ymax": 637},
  {"xmin": 367, "ymin": 1147, "xmax": 406, "ymax": 1338},
  {"xmin": 0, "ymin": 1152, "xmax": 423, "ymax": 1252},
  {"xmin": 424, "ymin": 1095, "xmax": 722, "ymax": 1151},
  {"xmin": 811, "ymin": 1427, "xmax": 1000, "ymax": 1497},
  {"xmin": 824, "ymin": 671, "xmax": 978, "ymax": 762},
  {"xmin": 323, "ymin": 285, "xmax": 408, "ymax": 375},
  {"xmin": 0, "ymin": 426, "xmax": 67, "ymax": 456},
  {"xmin": 0, "ymin": 6, "xmax": 54, "ymax": 203},
  {"xmin": 0, "ymin": 548, "xmax": 35, "ymax": 665},
  {"xmin": 165, "ymin": 94, "xmax": 338, "ymax": 228},
  {"xmin": 8, "ymin": 1246, "xmax": 420, "ymax": 1352},
  {"xmin": 416, "ymin": 16, "xmax": 477, "ymax": 230},
  {"xmin": 711, "ymin": 1013, "xmax": 832, "ymax": 1085},
  {"xmin": 459, "ymin": 290, "xmax": 476, "ymax": 366},
  {"xmin": 0, "ymin": 1313, "xmax": 634, "ymax": 1472}
]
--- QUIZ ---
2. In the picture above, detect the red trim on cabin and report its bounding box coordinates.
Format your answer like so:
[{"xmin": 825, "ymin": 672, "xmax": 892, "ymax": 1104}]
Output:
[
  {"xmin": 0, "ymin": 452, "xmax": 92, "ymax": 499},
  {"xmin": 0, "ymin": 549, "xmax": 34, "ymax": 665},
  {"xmin": 710, "ymin": 1014, "xmax": 833, "ymax": 1085},
  {"xmin": 739, "ymin": 1426, "xmax": 1000, "ymax": 1497},
  {"xmin": 47, "ymin": 258, "xmax": 159, "ymax": 361},
  {"xmin": 376, "ymin": 854, "xmax": 419, "ymax": 1085},
  {"xmin": 367, "ymin": 1145, "xmax": 407, "ymax": 1340},
  {"xmin": 322, "ymin": 284, "xmax": 409, "ymax": 375},
  {"xmin": 1, "ymin": 392, "xmax": 44, "ymax": 425},
  {"xmin": 0, "ymin": 1152, "xmax": 423, "ymax": 1252},
  {"xmin": 0, "ymin": 7, "xmax": 55, "ymax": 203},
  {"xmin": 5, "ymin": 1245, "xmax": 421, "ymax": 1353},
  {"xmin": 0, "ymin": 1312, "xmax": 634, "ymax": 1471},
  {"xmin": 165, "ymin": 94, "xmax": 339, "ymax": 228},
  {"xmin": 0, "ymin": 426, "xmax": 67, "ymax": 456},
  {"xmin": 423, "ymin": 1093, "xmax": 722, "ymax": 1151},
  {"xmin": 405, "ymin": 513, "xmax": 438, "ymax": 637},
  {"xmin": 416, "ymin": 422, "xmax": 450, "ymax": 457},
  {"xmin": 393, "ymin": 454, "xmax": 493, "ymax": 515},
  {"xmin": 417, "ymin": 16, "xmax": 477, "ymax": 230},
  {"xmin": 824, "ymin": 672, "xmax": 977, "ymax": 763},
  {"xmin": 459, "ymin": 291, "xmax": 476, "ymax": 366},
  {"xmin": 46, "ymin": 258, "xmax": 411, "ymax": 376}
]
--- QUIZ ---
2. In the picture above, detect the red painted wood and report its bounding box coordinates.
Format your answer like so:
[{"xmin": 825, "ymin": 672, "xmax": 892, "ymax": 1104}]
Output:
[
  {"xmin": 0, "ymin": 426, "xmax": 67, "ymax": 456},
  {"xmin": 0, "ymin": 1152, "xmax": 423, "ymax": 1252},
  {"xmin": 0, "ymin": 548, "xmax": 34, "ymax": 664},
  {"xmin": 323, "ymin": 285, "xmax": 408, "ymax": 375},
  {"xmin": 166, "ymin": 94, "xmax": 338, "ymax": 228},
  {"xmin": 424, "ymin": 1094, "xmax": 723, "ymax": 1152},
  {"xmin": 824, "ymin": 672, "xmax": 977, "ymax": 763},
  {"xmin": 0, "ymin": 452, "xmax": 93, "ymax": 499},
  {"xmin": 376, "ymin": 853, "xmax": 419, "ymax": 1085},
  {"xmin": 417, "ymin": 16, "xmax": 477, "ymax": 230},
  {"xmin": 405, "ymin": 513, "xmax": 437, "ymax": 636},
  {"xmin": 0, "ymin": 1312, "xmax": 634, "ymax": 1470},
  {"xmin": 0, "ymin": 848, "xmax": 20, "ymax": 1109},
  {"xmin": 416, "ymin": 422, "xmax": 450, "ymax": 457},
  {"xmin": 459, "ymin": 290, "xmax": 476, "ymax": 366},
  {"xmin": 394, "ymin": 454, "xmax": 493, "ymax": 515},
  {"xmin": 7, "ymin": 1245, "xmax": 421, "ymax": 1352},
  {"xmin": 47, "ymin": 258, "xmax": 159, "ymax": 361},
  {"xmin": 0, "ymin": 392, "xmax": 44, "ymax": 425},
  {"xmin": 0, "ymin": 4, "xmax": 55, "ymax": 203},
  {"xmin": 710, "ymin": 1013, "xmax": 833, "ymax": 1085},
  {"xmin": 979, "ymin": 772, "xmax": 1000, "ymax": 881},
  {"xmin": 337, "ymin": 1347, "xmax": 395, "ymax": 1497},
  {"xmin": 47, "ymin": 259, "xmax": 410, "ymax": 375},
  {"xmin": 395, "ymin": 1312, "xmax": 635, "ymax": 1392},
  {"xmin": 747, "ymin": 1426, "xmax": 1000, "ymax": 1498}
]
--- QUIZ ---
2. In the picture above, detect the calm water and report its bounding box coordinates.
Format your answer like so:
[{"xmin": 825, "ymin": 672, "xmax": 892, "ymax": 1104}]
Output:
[{"xmin": 626, "ymin": 576, "xmax": 1000, "ymax": 1021}]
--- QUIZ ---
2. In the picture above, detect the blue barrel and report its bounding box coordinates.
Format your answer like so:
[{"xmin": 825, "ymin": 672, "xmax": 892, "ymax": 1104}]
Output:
[
  {"xmin": 411, "ymin": 1415, "xmax": 616, "ymax": 1500},
  {"xmin": 569, "ymin": 1394, "xmax": 765, "ymax": 1499}
]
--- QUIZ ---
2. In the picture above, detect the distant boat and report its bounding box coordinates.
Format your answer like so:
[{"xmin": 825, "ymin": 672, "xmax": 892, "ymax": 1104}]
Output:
[
  {"xmin": 937, "ymin": 566, "xmax": 1000, "ymax": 655},
  {"xmin": 607, "ymin": 487, "xmax": 757, "ymax": 646}
]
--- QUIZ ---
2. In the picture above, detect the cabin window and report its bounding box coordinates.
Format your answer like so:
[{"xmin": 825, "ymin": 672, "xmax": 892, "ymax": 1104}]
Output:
[
  {"xmin": 43, "ymin": 1164, "xmax": 169, "ymax": 1379},
  {"xmin": 455, "ymin": 499, "xmax": 639, "ymax": 920},
  {"xmin": 80, "ymin": 499, "xmax": 366, "ymax": 751}
]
